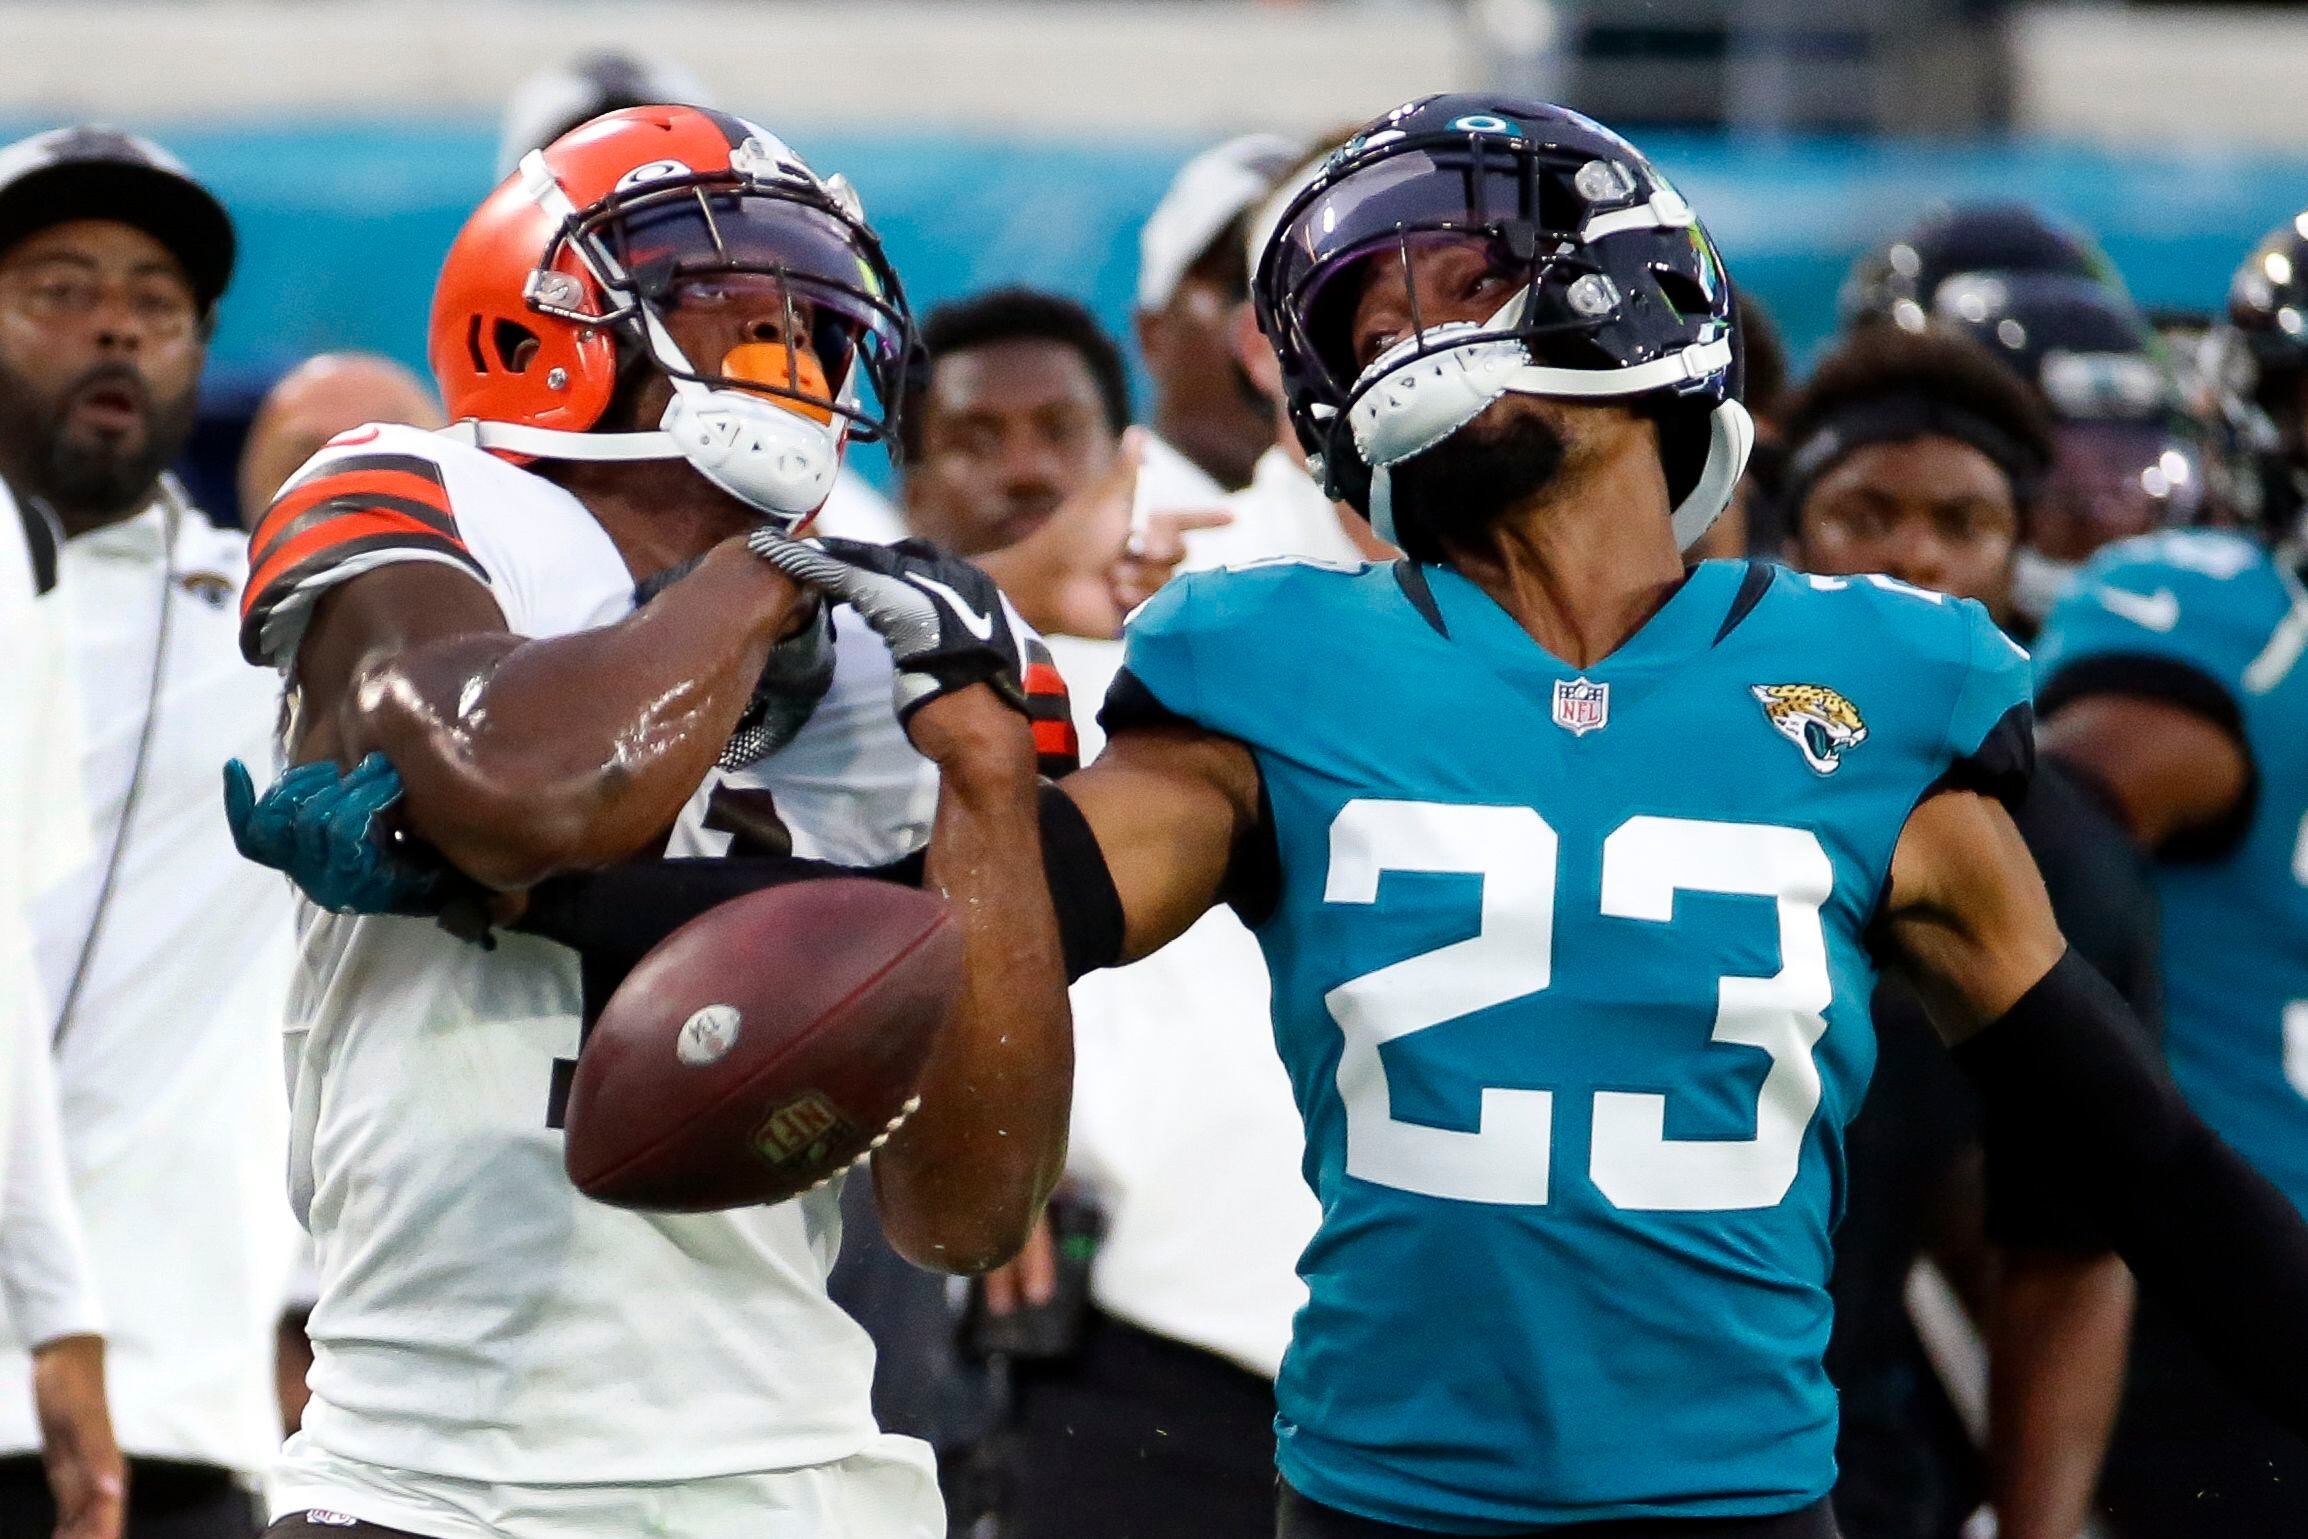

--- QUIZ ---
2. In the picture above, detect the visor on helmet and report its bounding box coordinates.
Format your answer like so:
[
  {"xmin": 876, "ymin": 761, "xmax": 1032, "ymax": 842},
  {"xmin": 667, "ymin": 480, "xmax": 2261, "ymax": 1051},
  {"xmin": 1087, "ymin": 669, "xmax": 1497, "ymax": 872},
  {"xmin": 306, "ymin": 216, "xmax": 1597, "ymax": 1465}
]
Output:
[
  {"xmin": 1269, "ymin": 137, "xmax": 1721, "ymax": 404},
  {"xmin": 610, "ymin": 192, "xmax": 886, "ymax": 300},
  {"xmin": 561, "ymin": 185, "xmax": 909, "ymax": 442},
  {"xmin": 1270, "ymin": 149, "xmax": 1578, "ymax": 296},
  {"xmin": 1293, "ymin": 230, "xmax": 1594, "ymax": 395},
  {"xmin": 1271, "ymin": 147, "xmax": 1612, "ymax": 391}
]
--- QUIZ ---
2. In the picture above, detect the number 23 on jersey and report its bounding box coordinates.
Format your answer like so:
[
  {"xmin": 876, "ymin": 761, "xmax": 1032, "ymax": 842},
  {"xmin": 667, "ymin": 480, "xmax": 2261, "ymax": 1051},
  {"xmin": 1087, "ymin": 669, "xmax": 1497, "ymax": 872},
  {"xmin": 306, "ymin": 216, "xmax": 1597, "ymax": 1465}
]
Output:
[{"xmin": 1324, "ymin": 798, "xmax": 1834, "ymax": 1213}]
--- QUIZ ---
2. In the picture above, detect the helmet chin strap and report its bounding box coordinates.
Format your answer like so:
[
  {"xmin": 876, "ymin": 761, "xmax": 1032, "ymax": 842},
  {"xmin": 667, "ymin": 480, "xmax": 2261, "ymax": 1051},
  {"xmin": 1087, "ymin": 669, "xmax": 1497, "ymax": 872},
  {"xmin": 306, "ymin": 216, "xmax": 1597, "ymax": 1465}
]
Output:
[
  {"xmin": 1348, "ymin": 295, "xmax": 1750, "ymax": 553},
  {"xmin": 1668, "ymin": 398, "xmax": 1754, "ymax": 550}
]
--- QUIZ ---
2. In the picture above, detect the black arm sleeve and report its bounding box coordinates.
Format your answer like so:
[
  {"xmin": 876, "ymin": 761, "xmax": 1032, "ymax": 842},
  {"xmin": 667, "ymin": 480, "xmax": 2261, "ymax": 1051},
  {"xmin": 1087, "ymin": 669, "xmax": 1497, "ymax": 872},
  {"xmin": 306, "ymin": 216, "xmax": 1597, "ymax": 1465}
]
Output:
[
  {"xmin": 514, "ymin": 782, "xmax": 1126, "ymax": 1004},
  {"xmin": 1954, "ymin": 948, "xmax": 2308, "ymax": 1432},
  {"xmin": 1979, "ymin": 763, "xmax": 2167, "ymax": 1251}
]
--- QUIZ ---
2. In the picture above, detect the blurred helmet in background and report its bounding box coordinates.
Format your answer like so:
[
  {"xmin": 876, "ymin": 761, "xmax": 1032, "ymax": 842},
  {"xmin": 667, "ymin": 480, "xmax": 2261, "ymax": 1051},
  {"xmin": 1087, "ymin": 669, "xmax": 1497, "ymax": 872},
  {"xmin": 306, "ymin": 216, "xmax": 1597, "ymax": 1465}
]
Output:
[
  {"xmin": 1253, "ymin": 93, "xmax": 1749, "ymax": 552},
  {"xmin": 2227, "ymin": 213, "xmax": 2308, "ymax": 390},
  {"xmin": 1933, "ymin": 270, "xmax": 2206, "ymax": 619},
  {"xmin": 1840, "ymin": 201, "xmax": 2121, "ymax": 333},
  {"xmin": 497, "ymin": 51, "xmax": 715, "ymax": 179},
  {"xmin": 2145, "ymin": 305, "xmax": 2279, "ymax": 535},
  {"xmin": 2225, "ymin": 213, "xmax": 2308, "ymax": 532},
  {"xmin": 430, "ymin": 104, "xmax": 914, "ymax": 526}
]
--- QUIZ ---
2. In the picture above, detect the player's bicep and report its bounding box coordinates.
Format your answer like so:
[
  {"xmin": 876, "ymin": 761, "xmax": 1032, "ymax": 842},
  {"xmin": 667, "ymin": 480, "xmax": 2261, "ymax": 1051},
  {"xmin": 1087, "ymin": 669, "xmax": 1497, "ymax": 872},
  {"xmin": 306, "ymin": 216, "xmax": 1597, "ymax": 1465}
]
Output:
[
  {"xmin": 1881, "ymin": 788, "xmax": 2069, "ymax": 1045},
  {"xmin": 288, "ymin": 562, "xmax": 512, "ymax": 766},
  {"xmin": 1062, "ymin": 723, "xmax": 1261, "ymax": 963},
  {"xmin": 2039, "ymin": 691, "xmax": 2251, "ymax": 851}
]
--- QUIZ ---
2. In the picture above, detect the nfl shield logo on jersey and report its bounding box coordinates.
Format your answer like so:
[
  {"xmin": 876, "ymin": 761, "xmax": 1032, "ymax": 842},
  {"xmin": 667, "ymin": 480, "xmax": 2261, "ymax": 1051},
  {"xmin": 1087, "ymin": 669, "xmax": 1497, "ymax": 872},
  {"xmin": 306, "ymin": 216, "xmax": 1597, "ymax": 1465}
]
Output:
[{"xmin": 1552, "ymin": 677, "xmax": 1610, "ymax": 736}]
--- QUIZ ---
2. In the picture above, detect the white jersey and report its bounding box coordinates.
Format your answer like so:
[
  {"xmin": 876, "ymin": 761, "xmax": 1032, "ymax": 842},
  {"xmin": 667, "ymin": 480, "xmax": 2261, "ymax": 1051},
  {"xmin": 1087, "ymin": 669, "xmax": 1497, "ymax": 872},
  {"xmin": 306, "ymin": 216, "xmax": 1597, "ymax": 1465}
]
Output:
[
  {"xmin": 0, "ymin": 491, "xmax": 298, "ymax": 1477},
  {"xmin": 809, "ymin": 469, "xmax": 909, "ymax": 547},
  {"xmin": 0, "ymin": 481, "xmax": 101, "ymax": 1354},
  {"xmin": 239, "ymin": 423, "xmax": 938, "ymax": 1492}
]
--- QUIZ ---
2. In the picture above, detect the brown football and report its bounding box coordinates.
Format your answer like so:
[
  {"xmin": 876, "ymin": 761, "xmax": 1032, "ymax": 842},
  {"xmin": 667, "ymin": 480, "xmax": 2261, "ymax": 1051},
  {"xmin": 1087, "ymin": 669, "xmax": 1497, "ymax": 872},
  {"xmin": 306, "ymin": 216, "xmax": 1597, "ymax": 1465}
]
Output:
[{"xmin": 563, "ymin": 878, "xmax": 960, "ymax": 1211}]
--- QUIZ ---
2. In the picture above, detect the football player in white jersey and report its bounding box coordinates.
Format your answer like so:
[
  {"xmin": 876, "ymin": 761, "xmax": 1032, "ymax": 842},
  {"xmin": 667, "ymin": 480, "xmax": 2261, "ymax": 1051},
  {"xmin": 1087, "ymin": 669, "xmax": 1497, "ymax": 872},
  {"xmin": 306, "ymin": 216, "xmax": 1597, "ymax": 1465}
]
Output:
[{"xmin": 233, "ymin": 107, "xmax": 1069, "ymax": 1539}]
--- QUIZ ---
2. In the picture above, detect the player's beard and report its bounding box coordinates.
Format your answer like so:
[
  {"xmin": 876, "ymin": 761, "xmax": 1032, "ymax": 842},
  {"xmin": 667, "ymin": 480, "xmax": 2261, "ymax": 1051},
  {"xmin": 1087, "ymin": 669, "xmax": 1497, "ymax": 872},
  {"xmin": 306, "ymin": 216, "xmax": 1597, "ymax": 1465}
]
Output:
[
  {"xmin": 1385, "ymin": 403, "xmax": 1569, "ymax": 564},
  {"xmin": 0, "ymin": 357, "xmax": 199, "ymax": 528}
]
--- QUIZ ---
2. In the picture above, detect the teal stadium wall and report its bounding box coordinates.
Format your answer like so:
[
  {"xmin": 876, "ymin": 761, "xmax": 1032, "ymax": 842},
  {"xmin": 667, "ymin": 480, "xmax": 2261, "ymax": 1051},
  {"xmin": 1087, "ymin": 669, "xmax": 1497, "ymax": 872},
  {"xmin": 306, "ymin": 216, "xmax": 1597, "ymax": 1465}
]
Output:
[{"xmin": 6, "ymin": 118, "xmax": 2303, "ymax": 501}]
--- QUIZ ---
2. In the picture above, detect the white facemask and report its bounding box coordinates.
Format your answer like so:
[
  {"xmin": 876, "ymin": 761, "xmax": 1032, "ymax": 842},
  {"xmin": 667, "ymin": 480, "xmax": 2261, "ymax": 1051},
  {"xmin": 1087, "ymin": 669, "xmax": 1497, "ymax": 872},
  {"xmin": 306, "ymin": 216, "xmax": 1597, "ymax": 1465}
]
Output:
[{"xmin": 1342, "ymin": 293, "xmax": 1750, "ymax": 552}]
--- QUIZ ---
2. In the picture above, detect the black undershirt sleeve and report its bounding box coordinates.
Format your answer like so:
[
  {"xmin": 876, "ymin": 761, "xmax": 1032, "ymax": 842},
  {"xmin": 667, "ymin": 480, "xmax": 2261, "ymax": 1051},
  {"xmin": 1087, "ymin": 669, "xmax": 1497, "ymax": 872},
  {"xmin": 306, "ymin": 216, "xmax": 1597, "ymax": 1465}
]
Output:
[
  {"xmin": 1096, "ymin": 665, "xmax": 1184, "ymax": 740},
  {"xmin": 1954, "ymin": 948, "xmax": 2308, "ymax": 1432},
  {"xmin": 513, "ymin": 782, "xmax": 1127, "ymax": 1010},
  {"xmin": 1933, "ymin": 699, "xmax": 2035, "ymax": 813}
]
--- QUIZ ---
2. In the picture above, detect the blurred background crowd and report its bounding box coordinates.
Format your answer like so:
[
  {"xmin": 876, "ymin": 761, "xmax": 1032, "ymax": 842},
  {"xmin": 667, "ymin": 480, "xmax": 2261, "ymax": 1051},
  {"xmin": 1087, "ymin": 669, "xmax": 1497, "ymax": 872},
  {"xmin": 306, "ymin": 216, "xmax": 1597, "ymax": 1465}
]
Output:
[{"xmin": 5, "ymin": 2, "xmax": 2308, "ymax": 1538}]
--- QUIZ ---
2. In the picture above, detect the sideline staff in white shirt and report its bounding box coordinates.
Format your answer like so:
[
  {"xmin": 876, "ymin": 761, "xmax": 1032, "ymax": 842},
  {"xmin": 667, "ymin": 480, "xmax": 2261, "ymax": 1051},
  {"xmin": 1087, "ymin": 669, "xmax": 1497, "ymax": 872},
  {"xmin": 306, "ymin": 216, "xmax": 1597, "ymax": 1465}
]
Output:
[
  {"xmin": 1133, "ymin": 134, "xmax": 1305, "ymax": 506},
  {"xmin": 0, "ymin": 128, "xmax": 295, "ymax": 1539},
  {"xmin": 0, "ymin": 475, "xmax": 121, "ymax": 1539}
]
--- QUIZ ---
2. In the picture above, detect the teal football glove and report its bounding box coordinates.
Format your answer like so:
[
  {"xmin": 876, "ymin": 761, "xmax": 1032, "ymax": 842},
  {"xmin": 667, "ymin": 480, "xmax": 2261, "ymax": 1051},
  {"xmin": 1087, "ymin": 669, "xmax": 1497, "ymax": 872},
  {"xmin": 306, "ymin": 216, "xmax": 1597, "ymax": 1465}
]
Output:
[{"xmin": 223, "ymin": 752, "xmax": 444, "ymax": 915}]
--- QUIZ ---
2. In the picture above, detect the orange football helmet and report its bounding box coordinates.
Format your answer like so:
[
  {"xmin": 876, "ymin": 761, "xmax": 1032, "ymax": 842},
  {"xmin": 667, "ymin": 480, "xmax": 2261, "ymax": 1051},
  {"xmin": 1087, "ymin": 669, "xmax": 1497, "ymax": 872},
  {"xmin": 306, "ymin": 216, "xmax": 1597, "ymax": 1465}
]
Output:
[{"xmin": 428, "ymin": 105, "xmax": 914, "ymax": 522}]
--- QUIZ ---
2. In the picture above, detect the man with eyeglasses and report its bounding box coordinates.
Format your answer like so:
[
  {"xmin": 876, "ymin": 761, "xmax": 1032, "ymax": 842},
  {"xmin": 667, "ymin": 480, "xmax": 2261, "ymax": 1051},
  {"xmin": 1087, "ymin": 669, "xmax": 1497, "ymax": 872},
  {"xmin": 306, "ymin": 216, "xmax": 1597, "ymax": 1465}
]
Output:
[{"xmin": 0, "ymin": 128, "xmax": 297, "ymax": 1539}]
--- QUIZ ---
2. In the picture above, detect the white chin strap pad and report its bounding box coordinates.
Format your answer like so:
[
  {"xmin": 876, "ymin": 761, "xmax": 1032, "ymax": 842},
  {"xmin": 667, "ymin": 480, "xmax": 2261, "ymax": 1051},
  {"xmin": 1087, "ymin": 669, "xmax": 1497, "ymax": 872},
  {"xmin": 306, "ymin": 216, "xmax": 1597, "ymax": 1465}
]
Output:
[
  {"xmin": 1345, "ymin": 305, "xmax": 1749, "ymax": 553},
  {"xmin": 1349, "ymin": 323, "xmax": 1531, "ymax": 471},
  {"xmin": 1668, "ymin": 397, "xmax": 1754, "ymax": 552},
  {"xmin": 659, "ymin": 383, "xmax": 842, "ymax": 525}
]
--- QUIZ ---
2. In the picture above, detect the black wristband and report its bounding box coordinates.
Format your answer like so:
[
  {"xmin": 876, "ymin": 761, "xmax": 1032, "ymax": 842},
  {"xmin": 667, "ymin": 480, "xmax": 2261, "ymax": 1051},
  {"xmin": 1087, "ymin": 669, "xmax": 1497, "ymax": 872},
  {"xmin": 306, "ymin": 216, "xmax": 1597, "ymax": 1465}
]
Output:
[
  {"xmin": 1037, "ymin": 782, "xmax": 1125, "ymax": 981},
  {"xmin": 1955, "ymin": 948, "xmax": 2308, "ymax": 1432}
]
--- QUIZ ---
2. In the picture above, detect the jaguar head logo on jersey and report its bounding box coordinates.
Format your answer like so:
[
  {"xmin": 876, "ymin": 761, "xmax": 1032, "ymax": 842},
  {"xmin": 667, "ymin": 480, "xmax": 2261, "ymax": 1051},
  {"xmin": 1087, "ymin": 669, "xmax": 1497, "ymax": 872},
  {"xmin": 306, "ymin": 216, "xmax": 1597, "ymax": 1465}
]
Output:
[
  {"xmin": 428, "ymin": 105, "xmax": 917, "ymax": 528},
  {"xmin": 1551, "ymin": 676, "xmax": 1610, "ymax": 736},
  {"xmin": 1752, "ymin": 684, "xmax": 1868, "ymax": 775}
]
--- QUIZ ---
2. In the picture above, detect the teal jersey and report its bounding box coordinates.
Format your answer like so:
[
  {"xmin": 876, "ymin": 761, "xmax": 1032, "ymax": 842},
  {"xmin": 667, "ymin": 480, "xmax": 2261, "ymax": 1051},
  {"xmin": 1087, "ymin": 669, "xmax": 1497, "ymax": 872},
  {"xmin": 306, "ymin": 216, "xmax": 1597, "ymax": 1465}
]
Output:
[
  {"xmin": 1110, "ymin": 557, "xmax": 2033, "ymax": 1530},
  {"xmin": 2036, "ymin": 529, "xmax": 2308, "ymax": 1214}
]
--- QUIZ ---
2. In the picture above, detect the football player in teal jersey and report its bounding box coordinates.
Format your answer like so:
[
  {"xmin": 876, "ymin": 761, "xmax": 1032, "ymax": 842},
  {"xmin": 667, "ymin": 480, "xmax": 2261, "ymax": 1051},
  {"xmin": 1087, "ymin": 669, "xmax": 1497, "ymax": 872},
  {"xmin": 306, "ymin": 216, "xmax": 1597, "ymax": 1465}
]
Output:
[
  {"xmin": 1781, "ymin": 323, "xmax": 2156, "ymax": 1539},
  {"xmin": 2034, "ymin": 513, "xmax": 2308, "ymax": 1532},
  {"xmin": 874, "ymin": 98, "xmax": 2308, "ymax": 1538},
  {"xmin": 223, "ymin": 100, "xmax": 2308, "ymax": 1539},
  {"xmin": 2024, "ymin": 213, "xmax": 2308, "ymax": 1537}
]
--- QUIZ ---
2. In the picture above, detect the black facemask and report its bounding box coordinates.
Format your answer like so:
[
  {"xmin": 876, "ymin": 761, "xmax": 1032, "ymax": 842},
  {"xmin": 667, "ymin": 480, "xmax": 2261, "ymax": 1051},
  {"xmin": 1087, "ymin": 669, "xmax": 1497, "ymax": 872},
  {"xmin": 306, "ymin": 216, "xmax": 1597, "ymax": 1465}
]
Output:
[
  {"xmin": 0, "ymin": 356, "xmax": 199, "ymax": 527},
  {"xmin": 1384, "ymin": 405, "xmax": 1570, "ymax": 564}
]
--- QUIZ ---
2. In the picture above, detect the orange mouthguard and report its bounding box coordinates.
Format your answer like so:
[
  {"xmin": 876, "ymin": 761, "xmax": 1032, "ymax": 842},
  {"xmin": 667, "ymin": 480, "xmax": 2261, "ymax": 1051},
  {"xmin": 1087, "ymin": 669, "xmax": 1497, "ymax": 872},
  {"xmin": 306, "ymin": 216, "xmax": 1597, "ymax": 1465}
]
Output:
[{"xmin": 719, "ymin": 342, "xmax": 833, "ymax": 424}]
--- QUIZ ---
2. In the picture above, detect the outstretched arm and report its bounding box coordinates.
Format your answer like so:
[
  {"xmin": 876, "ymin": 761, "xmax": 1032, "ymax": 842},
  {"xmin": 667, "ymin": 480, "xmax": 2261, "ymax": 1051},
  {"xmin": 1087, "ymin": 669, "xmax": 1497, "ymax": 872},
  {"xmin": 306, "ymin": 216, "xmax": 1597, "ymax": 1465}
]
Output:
[
  {"xmin": 288, "ymin": 542, "xmax": 801, "ymax": 890},
  {"xmin": 1057, "ymin": 722, "xmax": 1264, "ymax": 962},
  {"xmin": 739, "ymin": 531, "xmax": 1265, "ymax": 1269},
  {"xmin": 1883, "ymin": 788, "xmax": 2308, "ymax": 1434}
]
